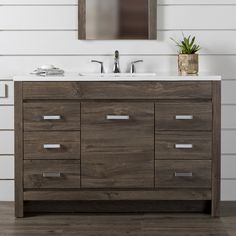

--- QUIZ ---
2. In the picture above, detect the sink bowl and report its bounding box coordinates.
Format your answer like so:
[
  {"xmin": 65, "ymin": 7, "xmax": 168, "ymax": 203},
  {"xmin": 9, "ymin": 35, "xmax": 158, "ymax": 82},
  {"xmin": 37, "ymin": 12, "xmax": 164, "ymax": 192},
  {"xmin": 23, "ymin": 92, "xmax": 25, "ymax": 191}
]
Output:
[{"xmin": 79, "ymin": 73, "xmax": 156, "ymax": 77}]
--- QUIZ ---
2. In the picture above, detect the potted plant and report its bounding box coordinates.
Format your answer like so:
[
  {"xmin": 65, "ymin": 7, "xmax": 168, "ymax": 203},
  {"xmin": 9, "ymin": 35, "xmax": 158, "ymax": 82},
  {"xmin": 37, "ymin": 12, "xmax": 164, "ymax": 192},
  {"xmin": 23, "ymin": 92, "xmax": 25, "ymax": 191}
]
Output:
[{"xmin": 171, "ymin": 34, "xmax": 200, "ymax": 75}]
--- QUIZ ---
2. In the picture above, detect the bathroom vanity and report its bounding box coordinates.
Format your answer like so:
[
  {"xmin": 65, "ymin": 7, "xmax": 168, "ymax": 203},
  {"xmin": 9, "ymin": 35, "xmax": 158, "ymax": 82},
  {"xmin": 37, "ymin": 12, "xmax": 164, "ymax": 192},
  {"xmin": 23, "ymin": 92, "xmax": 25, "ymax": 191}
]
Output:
[{"xmin": 14, "ymin": 75, "xmax": 221, "ymax": 217}]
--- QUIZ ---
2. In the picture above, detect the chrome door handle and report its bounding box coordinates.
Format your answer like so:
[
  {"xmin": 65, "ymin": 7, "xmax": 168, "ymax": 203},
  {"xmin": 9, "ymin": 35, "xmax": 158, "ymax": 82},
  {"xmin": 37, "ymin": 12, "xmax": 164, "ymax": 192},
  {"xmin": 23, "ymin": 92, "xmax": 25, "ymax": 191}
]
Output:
[
  {"xmin": 175, "ymin": 115, "xmax": 193, "ymax": 120},
  {"xmin": 42, "ymin": 115, "xmax": 61, "ymax": 120},
  {"xmin": 43, "ymin": 144, "xmax": 61, "ymax": 149},
  {"xmin": 175, "ymin": 172, "xmax": 193, "ymax": 177},
  {"xmin": 175, "ymin": 144, "xmax": 193, "ymax": 149},
  {"xmin": 42, "ymin": 172, "xmax": 61, "ymax": 178},
  {"xmin": 106, "ymin": 115, "xmax": 130, "ymax": 120}
]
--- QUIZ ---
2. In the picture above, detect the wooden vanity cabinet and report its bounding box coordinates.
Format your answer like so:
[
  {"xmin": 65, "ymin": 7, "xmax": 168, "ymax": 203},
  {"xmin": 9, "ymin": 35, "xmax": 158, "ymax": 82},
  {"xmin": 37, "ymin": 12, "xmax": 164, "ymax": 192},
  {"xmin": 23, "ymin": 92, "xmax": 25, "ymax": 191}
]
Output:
[{"xmin": 15, "ymin": 81, "xmax": 221, "ymax": 217}]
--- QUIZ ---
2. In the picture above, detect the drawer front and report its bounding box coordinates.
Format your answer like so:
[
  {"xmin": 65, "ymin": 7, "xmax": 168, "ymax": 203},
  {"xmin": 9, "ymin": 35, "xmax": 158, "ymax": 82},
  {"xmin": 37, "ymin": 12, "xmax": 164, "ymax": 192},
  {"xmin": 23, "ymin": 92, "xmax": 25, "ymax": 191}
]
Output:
[
  {"xmin": 24, "ymin": 160, "xmax": 80, "ymax": 189},
  {"xmin": 24, "ymin": 132, "xmax": 80, "ymax": 160},
  {"xmin": 0, "ymin": 106, "xmax": 14, "ymax": 129},
  {"xmin": 81, "ymin": 102, "xmax": 154, "ymax": 188},
  {"xmin": 155, "ymin": 103, "xmax": 212, "ymax": 131},
  {"xmin": 22, "ymin": 82, "xmax": 212, "ymax": 100},
  {"xmin": 24, "ymin": 102, "xmax": 80, "ymax": 131},
  {"xmin": 23, "ymin": 82, "xmax": 81, "ymax": 99},
  {"xmin": 155, "ymin": 160, "xmax": 212, "ymax": 189},
  {"xmin": 155, "ymin": 132, "xmax": 212, "ymax": 160},
  {"xmin": 0, "ymin": 81, "xmax": 14, "ymax": 105}
]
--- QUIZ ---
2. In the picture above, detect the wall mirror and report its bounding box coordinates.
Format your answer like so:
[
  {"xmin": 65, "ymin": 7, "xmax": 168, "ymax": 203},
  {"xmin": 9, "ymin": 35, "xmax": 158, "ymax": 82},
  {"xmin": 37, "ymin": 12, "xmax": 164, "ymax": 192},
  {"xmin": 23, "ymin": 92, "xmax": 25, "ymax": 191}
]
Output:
[{"xmin": 78, "ymin": 0, "xmax": 157, "ymax": 40}]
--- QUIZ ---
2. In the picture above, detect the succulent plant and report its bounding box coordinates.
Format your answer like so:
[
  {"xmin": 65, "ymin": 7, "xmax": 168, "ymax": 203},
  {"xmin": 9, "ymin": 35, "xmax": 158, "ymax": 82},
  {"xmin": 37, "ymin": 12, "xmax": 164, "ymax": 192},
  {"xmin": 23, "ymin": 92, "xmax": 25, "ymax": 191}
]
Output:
[{"xmin": 171, "ymin": 34, "xmax": 200, "ymax": 54}]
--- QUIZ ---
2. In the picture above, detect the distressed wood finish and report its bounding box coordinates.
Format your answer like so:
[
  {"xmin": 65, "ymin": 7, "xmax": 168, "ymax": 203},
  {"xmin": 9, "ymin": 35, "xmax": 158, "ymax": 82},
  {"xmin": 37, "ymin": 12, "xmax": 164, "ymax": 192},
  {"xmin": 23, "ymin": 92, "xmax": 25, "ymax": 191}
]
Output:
[
  {"xmin": 81, "ymin": 102, "xmax": 154, "ymax": 188},
  {"xmin": 78, "ymin": 0, "xmax": 157, "ymax": 40},
  {"xmin": 23, "ymin": 82, "xmax": 212, "ymax": 100},
  {"xmin": 23, "ymin": 82, "xmax": 81, "ymax": 99},
  {"xmin": 14, "ymin": 82, "xmax": 24, "ymax": 218},
  {"xmin": 24, "ymin": 132, "xmax": 80, "ymax": 160},
  {"xmin": 78, "ymin": 0, "xmax": 86, "ymax": 39},
  {"xmin": 149, "ymin": 0, "xmax": 157, "ymax": 39},
  {"xmin": 155, "ymin": 132, "xmax": 212, "ymax": 160},
  {"xmin": 24, "ymin": 102, "xmax": 81, "ymax": 131},
  {"xmin": 212, "ymin": 81, "xmax": 221, "ymax": 217},
  {"xmin": 155, "ymin": 160, "xmax": 212, "ymax": 189},
  {"xmin": 15, "ymin": 81, "xmax": 220, "ymax": 216},
  {"xmin": 24, "ymin": 190, "xmax": 211, "ymax": 201},
  {"xmin": 155, "ymin": 102, "xmax": 212, "ymax": 131},
  {"xmin": 24, "ymin": 160, "xmax": 80, "ymax": 189}
]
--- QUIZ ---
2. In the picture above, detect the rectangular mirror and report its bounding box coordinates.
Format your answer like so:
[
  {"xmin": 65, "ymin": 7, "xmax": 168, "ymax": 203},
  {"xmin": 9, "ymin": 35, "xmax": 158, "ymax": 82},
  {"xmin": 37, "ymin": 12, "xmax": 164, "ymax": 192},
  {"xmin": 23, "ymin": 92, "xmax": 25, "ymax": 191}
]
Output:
[{"xmin": 79, "ymin": 0, "xmax": 157, "ymax": 40}]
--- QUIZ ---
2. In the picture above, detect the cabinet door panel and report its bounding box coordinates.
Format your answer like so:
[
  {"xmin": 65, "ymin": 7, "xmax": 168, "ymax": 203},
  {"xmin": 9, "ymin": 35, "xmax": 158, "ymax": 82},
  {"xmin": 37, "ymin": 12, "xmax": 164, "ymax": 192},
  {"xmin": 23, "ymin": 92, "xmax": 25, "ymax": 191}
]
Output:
[{"xmin": 81, "ymin": 102, "xmax": 154, "ymax": 188}]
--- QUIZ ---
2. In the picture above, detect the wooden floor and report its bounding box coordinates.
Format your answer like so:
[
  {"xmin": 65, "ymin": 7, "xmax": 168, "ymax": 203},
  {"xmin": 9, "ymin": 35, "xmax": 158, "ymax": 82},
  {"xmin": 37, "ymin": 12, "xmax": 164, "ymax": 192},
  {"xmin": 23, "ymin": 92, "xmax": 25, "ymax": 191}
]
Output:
[{"xmin": 0, "ymin": 202, "xmax": 236, "ymax": 236}]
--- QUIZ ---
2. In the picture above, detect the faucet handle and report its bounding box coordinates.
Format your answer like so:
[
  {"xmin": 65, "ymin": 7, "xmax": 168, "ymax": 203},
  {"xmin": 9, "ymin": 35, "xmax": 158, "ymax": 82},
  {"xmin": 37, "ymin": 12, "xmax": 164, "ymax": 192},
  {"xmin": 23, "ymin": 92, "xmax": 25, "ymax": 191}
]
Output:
[
  {"xmin": 91, "ymin": 60, "xmax": 105, "ymax": 73},
  {"xmin": 130, "ymin": 60, "xmax": 143, "ymax": 73}
]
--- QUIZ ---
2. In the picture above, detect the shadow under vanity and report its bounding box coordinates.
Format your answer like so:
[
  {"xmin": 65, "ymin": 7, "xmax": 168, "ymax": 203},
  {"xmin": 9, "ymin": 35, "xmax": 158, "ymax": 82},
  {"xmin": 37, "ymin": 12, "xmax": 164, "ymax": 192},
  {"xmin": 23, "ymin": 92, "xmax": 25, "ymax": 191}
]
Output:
[{"xmin": 14, "ymin": 76, "xmax": 221, "ymax": 217}]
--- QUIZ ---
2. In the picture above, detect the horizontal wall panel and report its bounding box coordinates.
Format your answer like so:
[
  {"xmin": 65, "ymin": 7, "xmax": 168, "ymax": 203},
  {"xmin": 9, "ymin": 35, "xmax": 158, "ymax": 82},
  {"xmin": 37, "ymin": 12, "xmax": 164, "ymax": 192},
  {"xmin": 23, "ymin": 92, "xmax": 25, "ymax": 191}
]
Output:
[
  {"xmin": 221, "ymin": 156, "xmax": 236, "ymax": 179},
  {"xmin": 0, "ymin": 131, "xmax": 14, "ymax": 155},
  {"xmin": 221, "ymin": 180, "xmax": 236, "ymax": 201},
  {"xmin": 1, "ymin": 30, "xmax": 236, "ymax": 55},
  {"xmin": 0, "ymin": 180, "xmax": 14, "ymax": 201},
  {"xmin": 222, "ymin": 81, "xmax": 236, "ymax": 104},
  {"xmin": 158, "ymin": 6, "xmax": 236, "ymax": 30},
  {"xmin": 1, "ymin": 5, "xmax": 236, "ymax": 30},
  {"xmin": 0, "ymin": 0, "xmax": 77, "ymax": 4},
  {"xmin": 0, "ymin": 6, "xmax": 77, "ymax": 30},
  {"xmin": 0, "ymin": 106, "xmax": 14, "ymax": 130},
  {"xmin": 222, "ymin": 130, "xmax": 236, "ymax": 154},
  {"xmin": 222, "ymin": 105, "xmax": 236, "ymax": 129},
  {"xmin": 0, "ymin": 156, "xmax": 14, "ymax": 179},
  {"xmin": 0, "ymin": 81, "xmax": 14, "ymax": 105},
  {"xmin": 0, "ymin": 55, "xmax": 233, "ymax": 79},
  {"xmin": 159, "ymin": 0, "xmax": 236, "ymax": 4}
]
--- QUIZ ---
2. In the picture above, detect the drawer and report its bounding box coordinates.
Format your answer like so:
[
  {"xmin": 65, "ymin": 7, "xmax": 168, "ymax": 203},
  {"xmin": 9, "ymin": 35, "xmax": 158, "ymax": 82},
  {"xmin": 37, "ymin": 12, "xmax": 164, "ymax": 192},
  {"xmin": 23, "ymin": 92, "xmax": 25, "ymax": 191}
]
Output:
[
  {"xmin": 0, "ymin": 131, "xmax": 14, "ymax": 154},
  {"xmin": 23, "ymin": 82, "xmax": 81, "ymax": 99},
  {"xmin": 155, "ymin": 132, "xmax": 212, "ymax": 160},
  {"xmin": 24, "ymin": 132, "xmax": 80, "ymax": 160},
  {"xmin": 80, "ymin": 82, "xmax": 212, "ymax": 99},
  {"xmin": 24, "ymin": 160, "xmax": 80, "ymax": 189},
  {"xmin": 22, "ymin": 82, "xmax": 212, "ymax": 100},
  {"xmin": 155, "ymin": 160, "xmax": 212, "ymax": 189},
  {"xmin": 24, "ymin": 102, "xmax": 80, "ymax": 131},
  {"xmin": 0, "ymin": 81, "xmax": 14, "ymax": 105},
  {"xmin": 155, "ymin": 103, "xmax": 212, "ymax": 131},
  {"xmin": 0, "ymin": 106, "xmax": 14, "ymax": 129},
  {"xmin": 81, "ymin": 102, "xmax": 154, "ymax": 188}
]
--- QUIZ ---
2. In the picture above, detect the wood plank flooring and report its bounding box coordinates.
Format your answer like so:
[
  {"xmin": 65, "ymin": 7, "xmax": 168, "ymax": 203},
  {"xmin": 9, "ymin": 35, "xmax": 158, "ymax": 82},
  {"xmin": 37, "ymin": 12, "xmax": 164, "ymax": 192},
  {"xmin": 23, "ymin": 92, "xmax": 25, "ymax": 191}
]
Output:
[{"xmin": 0, "ymin": 202, "xmax": 235, "ymax": 236}]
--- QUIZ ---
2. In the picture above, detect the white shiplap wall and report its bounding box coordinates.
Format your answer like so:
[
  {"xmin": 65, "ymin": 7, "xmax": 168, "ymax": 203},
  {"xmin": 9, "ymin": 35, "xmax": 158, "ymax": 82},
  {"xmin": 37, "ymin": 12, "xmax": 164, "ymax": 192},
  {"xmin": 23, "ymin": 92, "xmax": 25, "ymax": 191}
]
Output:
[{"xmin": 0, "ymin": 0, "xmax": 235, "ymax": 201}]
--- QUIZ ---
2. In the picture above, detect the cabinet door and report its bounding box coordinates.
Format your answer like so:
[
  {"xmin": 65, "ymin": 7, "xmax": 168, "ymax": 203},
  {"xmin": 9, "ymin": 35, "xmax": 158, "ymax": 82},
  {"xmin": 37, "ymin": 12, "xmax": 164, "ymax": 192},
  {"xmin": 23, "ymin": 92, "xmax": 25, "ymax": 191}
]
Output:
[{"xmin": 81, "ymin": 102, "xmax": 154, "ymax": 188}]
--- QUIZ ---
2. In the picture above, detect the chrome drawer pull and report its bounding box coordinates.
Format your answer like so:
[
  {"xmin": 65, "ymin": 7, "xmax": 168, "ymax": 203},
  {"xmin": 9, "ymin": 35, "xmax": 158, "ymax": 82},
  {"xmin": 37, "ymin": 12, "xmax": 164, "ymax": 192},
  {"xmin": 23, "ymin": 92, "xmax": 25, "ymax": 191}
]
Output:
[
  {"xmin": 42, "ymin": 115, "xmax": 61, "ymax": 120},
  {"xmin": 106, "ymin": 115, "xmax": 130, "ymax": 120},
  {"xmin": 175, "ymin": 172, "xmax": 193, "ymax": 177},
  {"xmin": 43, "ymin": 144, "xmax": 61, "ymax": 149},
  {"xmin": 42, "ymin": 172, "xmax": 61, "ymax": 178},
  {"xmin": 175, "ymin": 115, "xmax": 193, "ymax": 120},
  {"xmin": 175, "ymin": 144, "xmax": 193, "ymax": 149}
]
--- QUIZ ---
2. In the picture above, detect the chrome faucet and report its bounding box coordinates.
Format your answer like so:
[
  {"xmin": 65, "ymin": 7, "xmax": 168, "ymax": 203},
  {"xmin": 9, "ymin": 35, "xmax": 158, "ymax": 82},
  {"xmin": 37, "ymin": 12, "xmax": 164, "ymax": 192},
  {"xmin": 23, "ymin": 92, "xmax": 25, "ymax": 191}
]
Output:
[
  {"xmin": 91, "ymin": 60, "xmax": 105, "ymax": 73},
  {"xmin": 113, "ymin": 50, "xmax": 120, "ymax": 73},
  {"xmin": 130, "ymin": 60, "xmax": 143, "ymax": 73}
]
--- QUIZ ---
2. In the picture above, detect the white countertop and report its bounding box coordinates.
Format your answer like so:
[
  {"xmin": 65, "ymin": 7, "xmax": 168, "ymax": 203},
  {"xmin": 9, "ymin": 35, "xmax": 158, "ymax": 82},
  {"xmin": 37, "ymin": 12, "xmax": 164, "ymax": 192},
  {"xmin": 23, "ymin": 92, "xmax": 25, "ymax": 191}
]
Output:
[{"xmin": 13, "ymin": 73, "xmax": 221, "ymax": 82}]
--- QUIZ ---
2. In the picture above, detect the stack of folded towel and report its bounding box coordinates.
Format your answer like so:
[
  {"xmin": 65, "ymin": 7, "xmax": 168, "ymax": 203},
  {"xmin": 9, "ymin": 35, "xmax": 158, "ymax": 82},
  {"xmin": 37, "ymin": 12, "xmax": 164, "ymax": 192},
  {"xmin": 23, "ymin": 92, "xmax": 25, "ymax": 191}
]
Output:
[{"xmin": 31, "ymin": 65, "xmax": 64, "ymax": 76}]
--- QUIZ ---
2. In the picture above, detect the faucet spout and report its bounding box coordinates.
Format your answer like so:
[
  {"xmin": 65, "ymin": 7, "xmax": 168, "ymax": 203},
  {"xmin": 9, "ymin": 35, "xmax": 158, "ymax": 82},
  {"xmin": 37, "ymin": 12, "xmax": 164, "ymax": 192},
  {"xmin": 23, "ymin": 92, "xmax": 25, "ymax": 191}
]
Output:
[{"xmin": 113, "ymin": 50, "xmax": 121, "ymax": 73}]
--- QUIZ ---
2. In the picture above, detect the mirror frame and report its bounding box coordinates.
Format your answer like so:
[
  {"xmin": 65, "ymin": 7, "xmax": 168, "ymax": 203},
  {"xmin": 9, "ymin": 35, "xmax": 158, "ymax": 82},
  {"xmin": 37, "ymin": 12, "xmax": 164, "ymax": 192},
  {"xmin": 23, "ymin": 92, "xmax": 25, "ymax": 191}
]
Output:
[{"xmin": 78, "ymin": 0, "xmax": 157, "ymax": 40}]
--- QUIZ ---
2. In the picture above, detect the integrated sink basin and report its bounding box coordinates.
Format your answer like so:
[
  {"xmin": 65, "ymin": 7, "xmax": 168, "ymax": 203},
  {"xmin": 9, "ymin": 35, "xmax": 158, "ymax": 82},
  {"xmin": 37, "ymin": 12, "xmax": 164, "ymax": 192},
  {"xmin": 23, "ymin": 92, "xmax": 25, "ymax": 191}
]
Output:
[{"xmin": 79, "ymin": 73, "xmax": 157, "ymax": 77}]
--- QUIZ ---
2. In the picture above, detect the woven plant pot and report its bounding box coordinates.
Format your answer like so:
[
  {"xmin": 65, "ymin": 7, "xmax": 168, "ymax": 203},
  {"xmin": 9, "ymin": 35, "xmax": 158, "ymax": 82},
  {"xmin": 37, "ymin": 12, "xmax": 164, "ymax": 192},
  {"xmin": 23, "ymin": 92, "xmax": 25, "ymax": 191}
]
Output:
[{"xmin": 178, "ymin": 54, "xmax": 199, "ymax": 75}]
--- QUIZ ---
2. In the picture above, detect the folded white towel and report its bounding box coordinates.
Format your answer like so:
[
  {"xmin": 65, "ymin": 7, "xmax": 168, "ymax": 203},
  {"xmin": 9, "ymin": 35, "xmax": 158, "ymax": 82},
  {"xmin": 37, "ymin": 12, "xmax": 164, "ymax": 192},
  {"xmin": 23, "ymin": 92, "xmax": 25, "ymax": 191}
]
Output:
[{"xmin": 31, "ymin": 66, "xmax": 64, "ymax": 76}]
